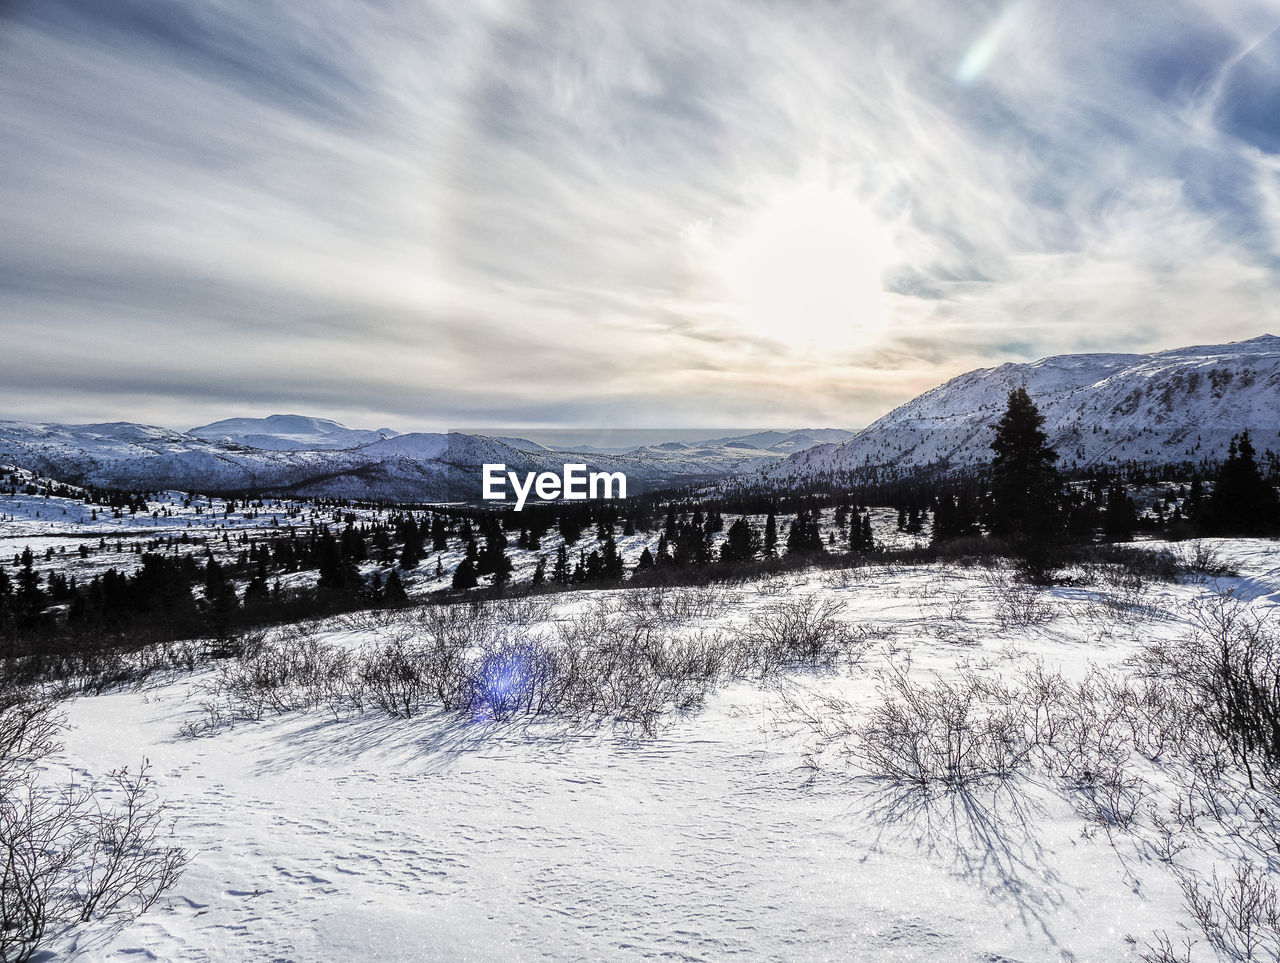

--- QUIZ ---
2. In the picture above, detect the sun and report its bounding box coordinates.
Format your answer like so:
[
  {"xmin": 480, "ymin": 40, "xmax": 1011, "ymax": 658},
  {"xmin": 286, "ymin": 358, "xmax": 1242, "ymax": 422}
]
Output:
[{"xmin": 719, "ymin": 184, "xmax": 892, "ymax": 346}]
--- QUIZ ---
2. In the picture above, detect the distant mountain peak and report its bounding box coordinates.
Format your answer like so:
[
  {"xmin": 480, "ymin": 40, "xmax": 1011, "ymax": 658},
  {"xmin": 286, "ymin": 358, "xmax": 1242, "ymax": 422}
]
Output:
[{"xmin": 188, "ymin": 415, "xmax": 401, "ymax": 451}]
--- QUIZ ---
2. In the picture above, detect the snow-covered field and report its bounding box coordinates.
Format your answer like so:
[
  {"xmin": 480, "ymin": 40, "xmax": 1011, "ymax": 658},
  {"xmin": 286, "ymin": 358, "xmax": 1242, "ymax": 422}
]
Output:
[{"xmin": 27, "ymin": 538, "xmax": 1278, "ymax": 960}]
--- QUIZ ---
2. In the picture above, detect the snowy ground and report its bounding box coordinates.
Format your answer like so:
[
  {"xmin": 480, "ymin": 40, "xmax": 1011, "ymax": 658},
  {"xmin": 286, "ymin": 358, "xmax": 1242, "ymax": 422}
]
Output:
[
  {"xmin": 1, "ymin": 466, "xmax": 928, "ymax": 601},
  {"xmin": 30, "ymin": 538, "xmax": 1279, "ymax": 961}
]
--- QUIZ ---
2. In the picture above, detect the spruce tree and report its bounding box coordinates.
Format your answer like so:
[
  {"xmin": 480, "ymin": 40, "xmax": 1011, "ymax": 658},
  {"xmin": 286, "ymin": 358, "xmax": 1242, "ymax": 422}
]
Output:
[
  {"xmin": 1205, "ymin": 431, "xmax": 1279, "ymax": 535},
  {"xmin": 383, "ymin": 569, "xmax": 409, "ymax": 606},
  {"xmin": 720, "ymin": 518, "xmax": 758, "ymax": 564},
  {"xmin": 985, "ymin": 387, "xmax": 1065, "ymax": 560},
  {"xmin": 553, "ymin": 544, "xmax": 570, "ymax": 584},
  {"xmin": 451, "ymin": 558, "xmax": 478, "ymax": 590},
  {"xmin": 1102, "ymin": 483, "xmax": 1136, "ymax": 542}
]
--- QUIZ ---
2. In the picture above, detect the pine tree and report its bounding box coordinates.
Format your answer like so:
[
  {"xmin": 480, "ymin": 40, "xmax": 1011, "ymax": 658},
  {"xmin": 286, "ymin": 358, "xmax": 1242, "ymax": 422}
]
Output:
[
  {"xmin": 1205, "ymin": 431, "xmax": 1279, "ymax": 535},
  {"xmin": 720, "ymin": 517, "xmax": 758, "ymax": 563},
  {"xmin": 985, "ymin": 387, "xmax": 1065, "ymax": 559},
  {"xmin": 553, "ymin": 544, "xmax": 570, "ymax": 584},
  {"xmin": 931, "ymin": 495, "xmax": 978, "ymax": 546},
  {"xmin": 600, "ymin": 534, "xmax": 624, "ymax": 580},
  {"xmin": 764, "ymin": 510, "xmax": 778, "ymax": 557},
  {"xmin": 383, "ymin": 569, "xmax": 409, "ymax": 606},
  {"xmin": 1102, "ymin": 483, "xmax": 1136, "ymax": 542},
  {"xmin": 530, "ymin": 556, "xmax": 547, "ymax": 589},
  {"xmin": 15, "ymin": 547, "xmax": 43, "ymax": 625},
  {"xmin": 451, "ymin": 558, "xmax": 478, "ymax": 590}
]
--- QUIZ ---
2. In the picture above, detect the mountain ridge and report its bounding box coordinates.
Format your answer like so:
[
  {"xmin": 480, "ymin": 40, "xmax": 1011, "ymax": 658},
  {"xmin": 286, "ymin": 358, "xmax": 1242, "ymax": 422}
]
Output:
[{"xmin": 762, "ymin": 334, "xmax": 1280, "ymax": 484}]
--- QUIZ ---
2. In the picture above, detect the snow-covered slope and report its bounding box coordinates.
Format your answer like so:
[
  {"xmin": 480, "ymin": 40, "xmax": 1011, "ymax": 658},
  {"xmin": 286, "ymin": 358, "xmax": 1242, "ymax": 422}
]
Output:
[
  {"xmin": 769, "ymin": 334, "xmax": 1280, "ymax": 482},
  {"xmin": 189, "ymin": 414, "xmax": 399, "ymax": 451},
  {"xmin": 0, "ymin": 421, "xmax": 827, "ymax": 500}
]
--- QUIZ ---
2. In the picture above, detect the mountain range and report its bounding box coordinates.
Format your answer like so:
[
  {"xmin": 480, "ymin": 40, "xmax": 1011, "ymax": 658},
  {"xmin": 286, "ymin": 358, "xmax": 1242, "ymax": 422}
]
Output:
[
  {"xmin": 0, "ymin": 420, "xmax": 850, "ymax": 501},
  {"xmin": 3, "ymin": 335, "xmax": 1277, "ymax": 499},
  {"xmin": 764, "ymin": 334, "xmax": 1280, "ymax": 484}
]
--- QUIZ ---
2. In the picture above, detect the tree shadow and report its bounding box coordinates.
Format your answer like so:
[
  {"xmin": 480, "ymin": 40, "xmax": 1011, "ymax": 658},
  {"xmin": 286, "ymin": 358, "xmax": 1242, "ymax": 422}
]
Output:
[
  {"xmin": 848, "ymin": 776, "xmax": 1085, "ymax": 958},
  {"xmin": 235, "ymin": 709, "xmax": 614, "ymax": 778}
]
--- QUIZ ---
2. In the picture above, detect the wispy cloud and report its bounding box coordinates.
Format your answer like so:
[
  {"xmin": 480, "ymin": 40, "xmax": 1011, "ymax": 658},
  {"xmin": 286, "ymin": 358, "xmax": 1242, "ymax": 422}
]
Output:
[{"xmin": 2, "ymin": 0, "xmax": 1279, "ymax": 431}]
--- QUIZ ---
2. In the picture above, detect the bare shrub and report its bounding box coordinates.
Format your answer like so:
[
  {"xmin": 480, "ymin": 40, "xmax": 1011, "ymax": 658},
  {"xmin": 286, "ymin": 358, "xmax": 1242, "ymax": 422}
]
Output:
[
  {"xmin": 618, "ymin": 586, "xmax": 737, "ymax": 625},
  {"xmin": 853, "ymin": 667, "xmax": 1032, "ymax": 789},
  {"xmin": 1175, "ymin": 541, "xmax": 1239, "ymax": 580},
  {"xmin": 192, "ymin": 627, "xmax": 355, "ymax": 728},
  {"xmin": 1153, "ymin": 597, "xmax": 1280, "ymax": 790},
  {"xmin": 740, "ymin": 596, "xmax": 866, "ymax": 675},
  {"xmin": 988, "ymin": 573, "xmax": 1055, "ymax": 630},
  {"xmin": 0, "ymin": 695, "xmax": 187, "ymax": 962},
  {"xmin": 1182, "ymin": 862, "xmax": 1280, "ymax": 962}
]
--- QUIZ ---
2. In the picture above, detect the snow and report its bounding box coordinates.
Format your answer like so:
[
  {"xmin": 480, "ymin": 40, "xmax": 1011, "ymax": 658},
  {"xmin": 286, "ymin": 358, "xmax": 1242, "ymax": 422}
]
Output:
[
  {"xmin": 34, "ymin": 538, "xmax": 1280, "ymax": 960},
  {"xmin": 0, "ymin": 422, "xmax": 849, "ymax": 503},
  {"xmin": 768, "ymin": 333, "xmax": 1280, "ymax": 481},
  {"xmin": 188, "ymin": 415, "xmax": 401, "ymax": 452}
]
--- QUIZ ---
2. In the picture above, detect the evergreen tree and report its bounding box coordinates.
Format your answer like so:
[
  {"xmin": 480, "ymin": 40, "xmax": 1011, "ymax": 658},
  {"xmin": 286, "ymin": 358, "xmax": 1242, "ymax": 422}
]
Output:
[
  {"xmin": 0, "ymin": 566, "xmax": 11, "ymax": 627},
  {"xmin": 491, "ymin": 544, "xmax": 513, "ymax": 589},
  {"xmin": 850, "ymin": 511, "xmax": 876, "ymax": 555},
  {"xmin": 431, "ymin": 515, "xmax": 449, "ymax": 552},
  {"xmin": 720, "ymin": 517, "xmax": 759, "ymax": 563},
  {"xmin": 383, "ymin": 569, "xmax": 409, "ymax": 606},
  {"xmin": 530, "ymin": 556, "xmax": 547, "ymax": 589},
  {"xmin": 785, "ymin": 512, "xmax": 824, "ymax": 555},
  {"xmin": 600, "ymin": 533, "xmax": 624, "ymax": 580},
  {"xmin": 1102, "ymin": 483, "xmax": 1136, "ymax": 542},
  {"xmin": 243, "ymin": 574, "xmax": 270, "ymax": 614},
  {"xmin": 15, "ymin": 547, "xmax": 43, "ymax": 626},
  {"xmin": 985, "ymin": 387, "xmax": 1065, "ymax": 559},
  {"xmin": 635, "ymin": 546, "xmax": 655, "ymax": 572},
  {"xmin": 558, "ymin": 513, "xmax": 583, "ymax": 545},
  {"xmin": 553, "ymin": 543, "xmax": 571, "ymax": 584},
  {"xmin": 316, "ymin": 531, "xmax": 361, "ymax": 598},
  {"xmin": 398, "ymin": 536, "xmax": 421, "ymax": 569},
  {"xmin": 764, "ymin": 510, "xmax": 778, "ymax": 557},
  {"xmin": 451, "ymin": 557, "xmax": 478, "ymax": 590},
  {"xmin": 1205, "ymin": 431, "xmax": 1279, "ymax": 535},
  {"xmin": 202, "ymin": 555, "xmax": 239, "ymax": 631},
  {"xmin": 931, "ymin": 495, "xmax": 979, "ymax": 546}
]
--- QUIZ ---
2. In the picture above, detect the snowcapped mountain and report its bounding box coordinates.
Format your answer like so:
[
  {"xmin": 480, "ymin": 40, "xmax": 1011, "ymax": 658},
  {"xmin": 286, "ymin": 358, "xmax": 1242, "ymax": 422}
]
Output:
[
  {"xmin": 765, "ymin": 334, "xmax": 1280, "ymax": 483},
  {"xmin": 0, "ymin": 419, "xmax": 836, "ymax": 501},
  {"xmin": 189, "ymin": 414, "xmax": 399, "ymax": 451}
]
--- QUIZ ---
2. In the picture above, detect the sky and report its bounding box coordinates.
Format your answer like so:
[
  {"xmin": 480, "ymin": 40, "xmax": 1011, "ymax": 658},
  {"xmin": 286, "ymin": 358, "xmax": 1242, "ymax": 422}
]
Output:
[{"xmin": 3, "ymin": 0, "xmax": 1280, "ymax": 433}]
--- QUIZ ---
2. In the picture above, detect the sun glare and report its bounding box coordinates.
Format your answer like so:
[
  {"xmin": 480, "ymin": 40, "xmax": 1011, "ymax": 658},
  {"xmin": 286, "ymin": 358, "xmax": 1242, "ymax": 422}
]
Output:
[{"xmin": 720, "ymin": 184, "xmax": 892, "ymax": 346}]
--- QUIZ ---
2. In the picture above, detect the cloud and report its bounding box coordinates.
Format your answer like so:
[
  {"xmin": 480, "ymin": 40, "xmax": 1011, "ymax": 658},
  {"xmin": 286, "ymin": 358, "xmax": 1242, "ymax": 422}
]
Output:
[{"xmin": 2, "ymin": 0, "xmax": 1279, "ymax": 432}]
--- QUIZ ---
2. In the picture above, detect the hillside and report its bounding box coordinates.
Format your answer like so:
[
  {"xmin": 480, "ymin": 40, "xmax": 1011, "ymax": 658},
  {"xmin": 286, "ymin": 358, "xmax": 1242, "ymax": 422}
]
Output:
[
  {"xmin": 0, "ymin": 422, "xmax": 825, "ymax": 501},
  {"xmin": 188, "ymin": 414, "xmax": 400, "ymax": 451},
  {"xmin": 765, "ymin": 334, "xmax": 1280, "ymax": 483}
]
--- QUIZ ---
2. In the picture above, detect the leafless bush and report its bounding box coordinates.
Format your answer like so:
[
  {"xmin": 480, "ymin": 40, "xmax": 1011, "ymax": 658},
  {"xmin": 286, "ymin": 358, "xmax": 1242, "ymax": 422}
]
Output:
[
  {"xmin": 782, "ymin": 658, "xmax": 1154, "ymax": 825},
  {"xmin": 0, "ymin": 695, "xmax": 187, "ymax": 962},
  {"xmin": 0, "ymin": 691, "xmax": 62, "ymax": 787},
  {"xmin": 1182, "ymin": 862, "xmax": 1280, "ymax": 962},
  {"xmin": 740, "ymin": 596, "xmax": 868, "ymax": 675},
  {"xmin": 853, "ymin": 667, "xmax": 1032, "ymax": 789},
  {"xmin": 191, "ymin": 626, "xmax": 356, "ymax": 729},
  {"xmin": 1134, "ymin": 931, "xmax": 1195, "ymax": 963},
  {"xmin": 189, "ymin": 597, "xmax": 749, "ymax": 737},
  {"xmin": 988, "ymin": 574, "xmax": 1055, "ymax": 630},
  {"xmin": 1151, "ymin": 597, "xmax": 1280, "ymax": 791},
  {"xmin": 1175, "ymin": 541, "xmax": 1238, "ymax": 580},
  {"xmin": 617, "ymin": 586, "xmax": 738, "ymax": 625}
]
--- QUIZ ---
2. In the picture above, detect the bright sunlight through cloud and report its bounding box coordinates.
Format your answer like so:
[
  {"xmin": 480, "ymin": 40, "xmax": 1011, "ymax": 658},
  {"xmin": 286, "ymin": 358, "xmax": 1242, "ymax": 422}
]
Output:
[{"xmin": 718, "ymin": 184, "xmax": 894, "ymax": 346}]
